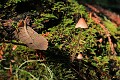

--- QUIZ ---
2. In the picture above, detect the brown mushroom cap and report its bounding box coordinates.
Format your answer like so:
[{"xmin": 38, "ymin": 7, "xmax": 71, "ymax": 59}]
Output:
[{"xmin": 75, "ymin": 18, "xmax": 88, "ymax": 29}]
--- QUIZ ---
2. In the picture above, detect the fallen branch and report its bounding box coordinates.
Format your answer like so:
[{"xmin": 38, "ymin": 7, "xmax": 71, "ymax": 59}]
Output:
[
  {"xmin": 91, "ymin": 13, "xmax": 117, "ymax": 55},
  {"xmin": 0, "ymin": 40, "xmax": 27, "ymax": 46},
  {"xmin": 85, "ymin": 4, "xmax": 120, "ymax": 26}
]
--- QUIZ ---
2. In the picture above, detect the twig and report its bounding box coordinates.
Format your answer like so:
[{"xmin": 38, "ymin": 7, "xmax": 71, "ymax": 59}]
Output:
[
  {"xmin": 91, "ymin": 14, "xmax": 117, "ymax": 55},
  {"xmin": 85, "ymin": 3, "xmax": 120, "ymax": 26},
  {"xmin": 0, "ymin": 40, "xmax": 27, "ymax": 46},
  {"xmin": 85, "ymin": 3, "xmax": 100, "ymax": 13},
  {"xmin": 70, "ymin": 63, "xmax": 86, "ymax": 80}
]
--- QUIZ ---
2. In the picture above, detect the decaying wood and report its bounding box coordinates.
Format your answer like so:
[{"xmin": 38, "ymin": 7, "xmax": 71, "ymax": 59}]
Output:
[
  {"xmin": 91, "ymin": 13, "xmax": 117, "ymax": 55},
  {"xmin": 85, "ymin": 4, "xmax": 120, "ymax": 26}
]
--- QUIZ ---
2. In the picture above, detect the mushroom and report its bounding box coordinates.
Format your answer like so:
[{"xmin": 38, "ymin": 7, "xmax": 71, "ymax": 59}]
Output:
[{"xmin": 75, "ymin": 18, "xmax": 88, "ymax": 29}]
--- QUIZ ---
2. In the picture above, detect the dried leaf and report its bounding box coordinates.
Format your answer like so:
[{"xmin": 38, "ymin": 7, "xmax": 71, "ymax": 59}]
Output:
[
  {"xmin": 14, "ymin": 20, "xmax": 48, "ymax": 50},
  {"xmin": 0, "ymin": 43, "xmax": 6, "ymax": 59},
  {"xmin": 0, "ymin": 50, "xmax": 3, "ymax": 55},
  {"xmin": 42, "ymin": 32, "xmax": 50, "ymax": 37},
  {"xmin": 9, "ymin": 62, "xmax": 12, "ymax": 75},
  {"xmin": 0, "ymin": 55, "xmax": 2, "ymax": 59},
  {"xmin": 11, "ymin": 60, "xmax": 15, "ymax": 63}
]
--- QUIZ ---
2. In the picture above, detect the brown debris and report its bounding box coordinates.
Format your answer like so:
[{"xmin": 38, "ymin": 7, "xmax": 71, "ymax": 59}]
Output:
[
  {"xmin": 91, "ymin": 13, "xmax": 117, "ymax": 55},
  {"xmin": 85, "ymin": 4, "xmax": 120, "ymax": 26},
  {"xmin": 0, "ymin": 43, "xmax": 6, "ymax": 59}
]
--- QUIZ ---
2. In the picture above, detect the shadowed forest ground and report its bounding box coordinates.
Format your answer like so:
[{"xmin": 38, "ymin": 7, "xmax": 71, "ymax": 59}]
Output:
[{"xmin": 0, "ymin": 0, "xmax": 120, "ymax": 80}]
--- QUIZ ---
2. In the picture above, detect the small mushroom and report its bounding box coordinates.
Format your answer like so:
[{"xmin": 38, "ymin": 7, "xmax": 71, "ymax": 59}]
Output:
[
  {"xmin": 97, "ymin": 38, "xmax": 103, "ymax": 43},
  {"xmin": 77, "ymin": 53, "xmax": 83, "ymax": 60},
  {"xmin": 75, "ymin": 18, "xmax": 88, "ymax": 29}
]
